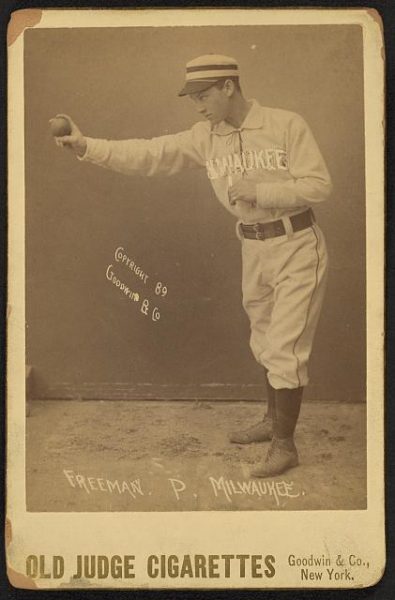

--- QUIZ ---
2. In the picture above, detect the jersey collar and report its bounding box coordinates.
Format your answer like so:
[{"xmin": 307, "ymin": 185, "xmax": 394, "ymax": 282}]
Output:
[{"xmin": 211, "ymin": 99, "xmax": 264, "ymax": 135}]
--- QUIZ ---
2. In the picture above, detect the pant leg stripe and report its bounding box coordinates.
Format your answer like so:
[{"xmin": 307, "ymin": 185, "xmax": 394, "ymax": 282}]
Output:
[{"xmin": 291, "ymin": 226, "xmax": 321, "ymax": 387}]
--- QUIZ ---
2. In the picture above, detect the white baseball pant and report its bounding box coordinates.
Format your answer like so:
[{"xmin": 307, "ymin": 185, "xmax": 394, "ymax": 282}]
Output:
[{"xmin": 240, "ymin": 221, "xmax": 328, "ymax": 390}]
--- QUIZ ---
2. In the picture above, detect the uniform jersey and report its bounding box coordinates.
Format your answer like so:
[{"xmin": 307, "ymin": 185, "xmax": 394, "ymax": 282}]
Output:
[{"xmin": 80, "ymin": 100, "xmax": 332, "ymax": 223}]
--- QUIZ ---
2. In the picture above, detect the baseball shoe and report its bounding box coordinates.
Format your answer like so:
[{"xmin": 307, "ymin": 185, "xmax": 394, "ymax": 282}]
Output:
[
  {"xmin": 229, "ymin": 417, "xmax": 273, "ymax": 444},
  {"xmin": 250, "ymin": 437, "xmax": 299, "ymax": 478}
]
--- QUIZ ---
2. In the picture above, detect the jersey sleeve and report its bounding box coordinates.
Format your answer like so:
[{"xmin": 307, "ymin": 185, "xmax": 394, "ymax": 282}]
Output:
[
  {"xmin": 78, "ymin": 124, "xmax": 206, "ymax": 176},
  {"xmin": 256, "ymin": 114, "xmax": 333, "ymax": 208}
]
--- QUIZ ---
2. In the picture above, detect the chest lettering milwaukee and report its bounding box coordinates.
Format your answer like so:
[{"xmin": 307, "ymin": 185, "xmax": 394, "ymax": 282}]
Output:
[{"xmin": 205, "ymin": 148, "xmax": 289, "ymax": 180}]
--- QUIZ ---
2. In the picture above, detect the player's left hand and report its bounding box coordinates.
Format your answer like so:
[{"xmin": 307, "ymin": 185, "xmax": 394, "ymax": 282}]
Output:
[{"xmin": 228, "ymin": 179, "xmax": 257, "ymax": 207}]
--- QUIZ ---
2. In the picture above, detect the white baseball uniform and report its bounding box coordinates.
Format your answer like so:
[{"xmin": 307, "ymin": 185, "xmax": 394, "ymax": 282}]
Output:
[{"xmin": 79, "ymin": 100, "xmax": 331, "ymax": 389}]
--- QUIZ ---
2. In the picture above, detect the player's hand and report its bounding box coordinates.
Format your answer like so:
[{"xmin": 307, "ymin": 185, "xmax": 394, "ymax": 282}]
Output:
[
  {"xmin": 49, "ymin": 114, "xmax": 87, "ymax": 157},
  {"xmin": 228, "ymin": 179, "xmax": 257, "ymax": 207}
]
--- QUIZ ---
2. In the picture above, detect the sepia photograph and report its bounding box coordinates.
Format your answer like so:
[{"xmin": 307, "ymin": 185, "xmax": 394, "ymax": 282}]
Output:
[
  {"xmin": 7, "ymin": 8, "xmax": 385, "ymax": 589},
  {"xmin": 24, "ymin": 18, "xmax": 367, "ymax": 513}
]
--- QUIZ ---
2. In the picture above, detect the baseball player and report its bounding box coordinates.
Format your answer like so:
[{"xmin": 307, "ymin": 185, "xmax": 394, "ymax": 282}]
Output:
[{"xmin": 53, "ymin": 54, "xmax": 331, "ymax": 477}]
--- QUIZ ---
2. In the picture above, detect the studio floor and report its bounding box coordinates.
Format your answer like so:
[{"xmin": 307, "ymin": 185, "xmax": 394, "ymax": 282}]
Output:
[{"xmin": 26, "ymin": 400, "xmax": 366, "ymax": 512}]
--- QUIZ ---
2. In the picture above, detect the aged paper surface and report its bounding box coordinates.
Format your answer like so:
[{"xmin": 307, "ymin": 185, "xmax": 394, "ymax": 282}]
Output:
[{"xmin": 7, "ymin": 8, "xmax": 384, "ymax": 589}]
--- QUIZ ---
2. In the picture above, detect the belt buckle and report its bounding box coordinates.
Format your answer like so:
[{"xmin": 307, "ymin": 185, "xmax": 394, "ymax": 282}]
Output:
[
  {"xmin": 274, "ymin": 221, "xmax": 284, "ymax": 236},
  {"xmin": 253, "ymin": 223, "xmax": 265, "ymax": 241}
]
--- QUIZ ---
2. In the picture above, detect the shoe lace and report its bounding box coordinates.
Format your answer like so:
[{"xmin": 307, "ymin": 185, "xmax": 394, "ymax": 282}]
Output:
[
  {"xmin": 247, "ymin": 416, "xmax": 271, "ymax": 432},
  {"xmin": 265, "ymin": 438, "xmax": 291, "ymax": 465},
  {"xmin": 266, "ymin": 442, "xmax": 276, "ymax": 463}
]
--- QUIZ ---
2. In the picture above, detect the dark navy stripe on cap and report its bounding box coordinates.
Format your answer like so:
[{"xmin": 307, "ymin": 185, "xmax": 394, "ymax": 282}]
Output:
[{"xmin": 187, "ymin": 64, "xmax": 238, "ymax": 73}]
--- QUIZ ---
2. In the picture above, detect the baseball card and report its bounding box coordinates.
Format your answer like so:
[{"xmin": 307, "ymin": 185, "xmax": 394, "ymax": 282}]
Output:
[{"xmin": 6, "ymin": 7, "xmax": 385, "ymax": 590}]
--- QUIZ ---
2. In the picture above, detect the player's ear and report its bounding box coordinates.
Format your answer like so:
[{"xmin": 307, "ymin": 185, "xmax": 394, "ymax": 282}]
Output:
[{"xmin": 223, "ymin": 79, "xmax": 236, "ymax": 97}]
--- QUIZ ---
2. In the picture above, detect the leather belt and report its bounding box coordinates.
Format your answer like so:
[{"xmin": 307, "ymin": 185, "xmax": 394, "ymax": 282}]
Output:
[{"xmin": 240, "ymin": 208, "xmax": 314, "ymax": 241}]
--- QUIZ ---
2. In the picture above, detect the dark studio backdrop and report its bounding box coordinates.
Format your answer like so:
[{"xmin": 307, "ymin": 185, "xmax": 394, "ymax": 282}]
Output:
[{"xmin": 25, "ymin": 24, "xmax": 366, "ymax": 402}]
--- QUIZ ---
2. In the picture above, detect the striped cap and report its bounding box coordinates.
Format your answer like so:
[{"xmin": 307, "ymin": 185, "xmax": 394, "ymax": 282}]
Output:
[{"xmin": 178, "ymin": 54, "xmax": 239, "ymax": 96}]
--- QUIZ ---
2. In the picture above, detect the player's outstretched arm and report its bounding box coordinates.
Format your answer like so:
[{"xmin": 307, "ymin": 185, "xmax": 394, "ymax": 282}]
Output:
[
  {"xmin": 50, "ymin": 112, "xmax": 206, "ymax": 177},
  {"xmin": 49, "ymin": 114, "xmax": 87, "ymax": 157}
]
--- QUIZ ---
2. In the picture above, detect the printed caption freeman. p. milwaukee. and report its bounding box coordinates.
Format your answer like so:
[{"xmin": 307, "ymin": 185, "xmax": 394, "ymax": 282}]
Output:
[{"xmin": 63, "ymin": 470, "xmax": 301, "ymax": 507}]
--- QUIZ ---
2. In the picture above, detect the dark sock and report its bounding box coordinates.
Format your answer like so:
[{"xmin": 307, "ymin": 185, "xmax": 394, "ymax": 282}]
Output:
[
  {"xmin": 263, "ymin": 368, "xmax": 275, "ymax": 419},
  {"xmin": 274, "ymin": 387, "xmax": 303, "ymax": 439}
]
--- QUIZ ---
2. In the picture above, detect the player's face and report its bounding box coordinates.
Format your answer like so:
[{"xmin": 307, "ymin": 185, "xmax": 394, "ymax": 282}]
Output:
[{"xmin": 189, "ymin": 85, "xmax": 231, "ymax": 124}]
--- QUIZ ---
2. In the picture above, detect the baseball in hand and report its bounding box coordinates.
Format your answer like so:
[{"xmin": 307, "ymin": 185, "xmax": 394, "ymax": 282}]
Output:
[{"xmin": 50, "ymin": 116, "xmax": 72, "ymax": 137}]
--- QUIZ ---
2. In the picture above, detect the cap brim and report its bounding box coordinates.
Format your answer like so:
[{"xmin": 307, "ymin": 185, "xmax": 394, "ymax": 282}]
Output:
[{"xmin": 178, "ymin": 79, "xmax": 219, "ymax": 97}]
